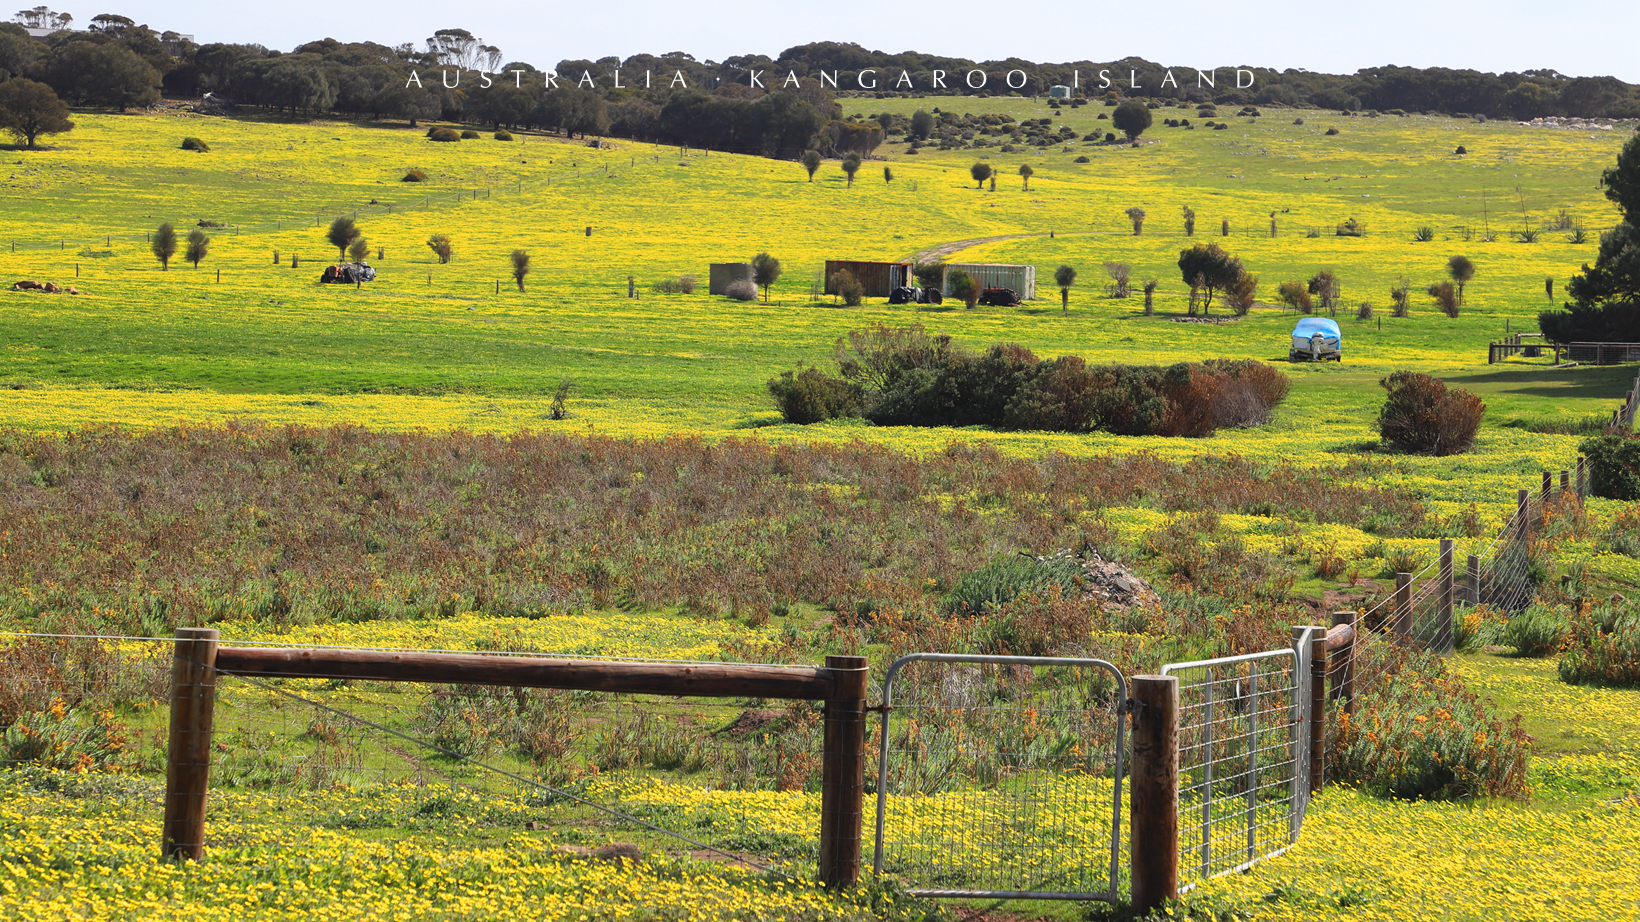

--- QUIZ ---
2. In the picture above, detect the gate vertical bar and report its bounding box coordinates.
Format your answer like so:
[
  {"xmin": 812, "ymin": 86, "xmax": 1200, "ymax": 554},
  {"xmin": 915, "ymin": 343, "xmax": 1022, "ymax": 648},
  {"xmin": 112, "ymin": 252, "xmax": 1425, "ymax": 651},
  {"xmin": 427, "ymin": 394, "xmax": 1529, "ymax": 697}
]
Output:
[
  {"xmin": 819, "ymin": 655, "xmax": 869, "ymax": 887},
  {"xmin": 1200, "ymin": 666, "xmax": 1214, "ymax": 877},
  {"xmin": 1244, "ymin": 670, "xmax": 1259, "ymax": 864},
  {"xmin": 1130, "ymin": 675, "xmax": 1178, "ymax": 913},
  {"xmin": 162, "ymin": 627, "xmax": 219, "ymax": 861},
  {"xmin": 1309, "ymin": 631, "xmax": 1327, "ymax": 794}
]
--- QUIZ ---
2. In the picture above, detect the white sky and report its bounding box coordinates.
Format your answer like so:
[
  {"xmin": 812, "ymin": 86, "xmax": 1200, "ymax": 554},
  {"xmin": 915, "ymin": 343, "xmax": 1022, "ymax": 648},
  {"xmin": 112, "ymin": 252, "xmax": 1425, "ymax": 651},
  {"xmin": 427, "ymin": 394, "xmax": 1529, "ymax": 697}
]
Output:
[{"xmin": 34, "ymin": 0, "xmax": 1640, "ymax": 82}]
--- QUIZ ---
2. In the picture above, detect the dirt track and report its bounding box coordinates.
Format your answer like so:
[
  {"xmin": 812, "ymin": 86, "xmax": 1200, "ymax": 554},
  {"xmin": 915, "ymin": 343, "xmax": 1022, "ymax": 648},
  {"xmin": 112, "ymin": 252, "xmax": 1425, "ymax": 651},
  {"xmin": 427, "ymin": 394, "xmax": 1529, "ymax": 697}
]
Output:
[{"xmin": 900, "ymin": 233, "xmax": 1050, "ymax": 264}]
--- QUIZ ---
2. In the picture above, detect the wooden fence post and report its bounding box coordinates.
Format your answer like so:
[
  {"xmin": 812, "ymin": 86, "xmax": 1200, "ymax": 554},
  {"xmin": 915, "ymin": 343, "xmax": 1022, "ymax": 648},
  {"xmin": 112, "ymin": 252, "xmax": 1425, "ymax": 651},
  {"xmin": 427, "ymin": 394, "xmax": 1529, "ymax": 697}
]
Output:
[
  {"xmin": 1438, "ymin": 539, "xmax": 1455, "ymax": 653},
  {"xmin": 1130, "ymin": 675, "xmax": 1179, "ymax": 914},
  {"xmin": 163, "ymin": 627, "xmax": 219, "ymax": 861},
  {"xmin": 1541, "ymin": 470, "xmax": 1552, "ymax": 499},
  {"xmin": 1467, "ymin": 554, "xmax": 1481, "ymax": 606},
  {"xmin": 1309, "ymin": 631, "xmax": 1327, "ymax": 793},
  {"xmin": 1393, "ymin": 572, "xmax": 1413, "ymax": 638},
  {"xmin": 818, "ymin": 654, "xmax": 868, "ymax": 887},
  {"xmin": 1329, "ymin": 612, "xmax": 1355, "ymax": 714}
]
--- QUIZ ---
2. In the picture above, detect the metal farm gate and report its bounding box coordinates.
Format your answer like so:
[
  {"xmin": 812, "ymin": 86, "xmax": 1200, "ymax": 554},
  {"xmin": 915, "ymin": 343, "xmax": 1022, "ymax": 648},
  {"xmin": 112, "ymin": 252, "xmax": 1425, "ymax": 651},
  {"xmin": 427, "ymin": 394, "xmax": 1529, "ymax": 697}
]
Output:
[
  {"xmin": 1158, "ymin": 628, "xmax": 1321, "ymax": 892},
  {"xmin": 871, "ymin": 654, "xmax": 1128, "ymax": 901}
]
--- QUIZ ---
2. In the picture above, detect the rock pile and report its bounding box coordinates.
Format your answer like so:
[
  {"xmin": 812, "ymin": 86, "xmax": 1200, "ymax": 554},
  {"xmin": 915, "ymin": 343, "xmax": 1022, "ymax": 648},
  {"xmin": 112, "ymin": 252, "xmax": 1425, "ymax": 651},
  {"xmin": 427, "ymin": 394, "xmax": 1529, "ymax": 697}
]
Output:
[{"xmin": 1080, "ymin": 550, "xmax": 1162, "ymax": 610}]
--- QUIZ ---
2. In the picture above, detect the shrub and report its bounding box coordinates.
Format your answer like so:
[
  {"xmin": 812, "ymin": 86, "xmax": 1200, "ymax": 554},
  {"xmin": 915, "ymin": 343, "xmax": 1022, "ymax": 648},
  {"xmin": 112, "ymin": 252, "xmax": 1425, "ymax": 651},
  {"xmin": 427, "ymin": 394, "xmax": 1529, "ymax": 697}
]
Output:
[
  {"xmin": 1377, "ymin": 371, "xmax": 1484, "ymax": 455},
  {"xmin": 652, "ymin": 274, "xmax": 697, "ymax": 294},
  {"xmin": 548, "ymin": 379, "xmax": 573, "ymax": 420},
  {"xmin": 724, "ymin": 279, "xmax": 757, "ymax": 301},
  {"xmin": 426, "ymin": 233, "xmax": 453, "ymax": 264},
  {"xmin": 428, "ymin": 128, "xmax": 461, "ymax": 142},
  {"xmin": 1558, "ymin": 601, "xmax": 1640, "ymax": 688},
  {"xmin": 1602, "ymin": 504, "xmax": 1640, "ymax": 556},
  {"xmin": 180, "ymin": 136, "xmax": 209, "ymax": 152},
  {"xmin": 1504, "ymin": 604, "xmax": 1571, "ymax": 656},
  {"xmin": 1427, "ymin": 281, "xmax": 1460, "ymax": 317},
  {"xmin": 945, "ymin": 552, "xmax": 1083, "ymax": 616},
  {"xmin": 1073, "ymin": 155, "xmax": 1090, "ymax": 163},
  {"xmin": 402, "ymin": 168, "xmax": 428, "ymax": 182},
  {"xmin": 829, "ymin": 269, "xmax": 864, "ymax": 307},
  {"xmin": 494, "ymin": 130, "xmax": 513, "ymax": 141},
  {"xmin": 767, "ymin": 367, "xmax": 864, "ymax": 424},
  {"xmin": 947, "ymin": 268, "xmax": 978, "ymax": 309},
  {"xmin": 1336, "ymin": 217, "xmax": 1367, "ymax": 237},
  {"xmin": 1412, "ymin": 226, "xmax": 1436, "ymax": 242},
  {"xmin": 1324, "ymin": 127, "xmax": 1339, "ymax": 136},
  {"xmin": 460, "ymin": 129, "xmax": 480, "ymax": 139},
  {"xmin": 1357, "ymin": 301, "xmax": 1374, "ymax": 320},
  {"xmin": 1579, "ymin": 434, "xmax": 1640, "ymax": 500},
  {"xmin": 1277, "ymin": 280, "xmax": 1313, "ymax": 313}
]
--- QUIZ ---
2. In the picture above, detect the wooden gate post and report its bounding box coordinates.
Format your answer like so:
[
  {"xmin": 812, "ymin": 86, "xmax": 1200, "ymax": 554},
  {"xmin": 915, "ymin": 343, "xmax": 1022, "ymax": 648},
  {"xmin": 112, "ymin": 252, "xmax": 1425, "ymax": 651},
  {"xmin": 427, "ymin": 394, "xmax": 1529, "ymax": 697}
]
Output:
[
  {"xmin": 1437, "ymin": 539, "xmax": 1455, "ymax": 654},
  {"xmin": 1130, "ymin": 675, "xmax": 1179, "ymax": 913},
  {"xmin": 163, "ymin": 627, "xmax": 219, "ymax": 861},
  {"xmin": 818, "ymin": 655, "xmax": 869, "ymax": 887}
]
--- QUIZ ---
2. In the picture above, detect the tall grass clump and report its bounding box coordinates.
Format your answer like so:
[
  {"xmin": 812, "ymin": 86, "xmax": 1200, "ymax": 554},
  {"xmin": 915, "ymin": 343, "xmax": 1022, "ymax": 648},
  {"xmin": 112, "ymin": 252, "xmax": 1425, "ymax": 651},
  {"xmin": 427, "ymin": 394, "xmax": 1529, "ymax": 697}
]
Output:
[
  {"xmin": 944, "ymin": 552, "xmax": 1082, "ymax": 616},
  {"xmin": 1503, "ymin": 603, "xmax": 1571, "ymax": 656}
]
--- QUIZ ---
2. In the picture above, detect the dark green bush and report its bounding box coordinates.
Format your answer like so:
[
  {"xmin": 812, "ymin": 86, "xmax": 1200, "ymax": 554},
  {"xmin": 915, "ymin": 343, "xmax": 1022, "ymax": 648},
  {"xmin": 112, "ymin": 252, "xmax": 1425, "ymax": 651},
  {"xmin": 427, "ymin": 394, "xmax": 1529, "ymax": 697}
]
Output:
[
  {"xmin": 494, "ymin": 130, "xmax": 514, "ymax": 141},
  {"xmin": 180, "ymin": 137, "xmax": 209, "ymax": 152},
  {"xmin": 402, "ymin": 168, "xmax": 428, "ymax": 182},
  {"xmin": 1377, "ymin": 371, "xmax": 1485, "ymax": 455},
  {"xmin": 766, "ymin": 367, "xmax": 863, "ymax": 424},
  {"xmin": 1579, "ymin": 434, "xmax": 1640, "ymax": 500},
  {"xmin": 428, "ymin": 128, "xmax": 461, "ymax": 142},
  {"xmin": 460, "ymin": 129, "xmax": 480, "ymax": 139}
]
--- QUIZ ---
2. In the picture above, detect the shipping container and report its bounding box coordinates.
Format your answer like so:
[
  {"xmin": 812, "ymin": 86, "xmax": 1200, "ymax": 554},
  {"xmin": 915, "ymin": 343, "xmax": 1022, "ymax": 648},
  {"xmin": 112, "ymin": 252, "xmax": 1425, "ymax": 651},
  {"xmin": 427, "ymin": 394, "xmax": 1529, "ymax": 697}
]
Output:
[
  {"xmin": 708, "ymin": 263, "xmax": 755, "ymax": 295},
  {"xmin": 942, "ymin": 263, "xmax": 1037, "ymax": 300},
  {"xmin": 823, "ymin": 260, "xmax": 912, "ymax": 298}
]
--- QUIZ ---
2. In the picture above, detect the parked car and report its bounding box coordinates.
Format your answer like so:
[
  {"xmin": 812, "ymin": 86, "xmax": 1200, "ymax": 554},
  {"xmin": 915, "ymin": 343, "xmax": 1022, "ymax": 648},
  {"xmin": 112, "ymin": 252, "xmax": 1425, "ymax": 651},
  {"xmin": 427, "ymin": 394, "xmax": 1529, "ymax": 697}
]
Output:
[{"xmin": 1290, "ymin": 317, "xmax": 1341, "ymax": 362}]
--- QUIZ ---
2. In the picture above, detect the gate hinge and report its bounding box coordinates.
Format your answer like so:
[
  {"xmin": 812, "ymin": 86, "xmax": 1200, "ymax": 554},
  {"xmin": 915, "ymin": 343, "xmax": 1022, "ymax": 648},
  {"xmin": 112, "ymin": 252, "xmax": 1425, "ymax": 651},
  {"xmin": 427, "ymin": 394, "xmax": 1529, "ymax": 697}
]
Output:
[
  {"xmin": 865, "ymin": 703, "xmax": 892, "ymax": 715},
  {"xmin": 1119, "ymin": 697, "xmax": 1142, "ymax": 716}
]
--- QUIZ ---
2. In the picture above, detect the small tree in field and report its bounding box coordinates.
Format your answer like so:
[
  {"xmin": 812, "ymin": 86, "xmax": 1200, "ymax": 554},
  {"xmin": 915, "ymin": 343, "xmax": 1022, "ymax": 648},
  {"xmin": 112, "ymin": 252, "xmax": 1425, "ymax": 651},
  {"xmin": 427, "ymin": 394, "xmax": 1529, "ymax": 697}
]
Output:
[
  {"xmin": 151, "ymin": 222, "xmax": 176, "ymax": 271},
  {"xmin": 427, "ymin": 234, "xmax": 453, "ymax": 263},
  {"xmin": 348, "ymin": 238, "xmax": 370, "ymax": 264},
  {"xmin": 328, "ymin": 216, "xmax": 361, "ymax": 260},
  {"xmin": 1020, "ymin": 164, "xmax": 1034, "ymax": 190},
  {"xmin": 948, "ymin": 268, "xmax": 978, "ymax": 308},
  {"xmin": 1182, "ymin": 205, "xmax": 1196, "ymax": 236},
  {"xmin": 184, "ymin": 228, "xmax": 209, "ymax": 268},
  {"xmin": 1308, "ymin": 270, "xmax": 1340, "ymax": 314},
  {"xmin": 1054, "ymin": 264, "xmax": 1076, "ymax": 314},
  {"xmin": 1112, "ymin": 100, "xmax": 1153, "ymax": 140},
  {"xmin": 970, "ymin": 162, "xmax": 993, "ymax": 188},
  {"xmin": 883, "ymin": 166, "xmax": 893, "ymax": 183},
  {"xmin": 909, "ymin": 108, "xmax": 934, "ymax": 140},
  {"xmin": 1447, "ymin": 255, "xmax": 1476, "ymax": 304},
  {"xmin": 752, "ymin": 252, "xmax": 782, "ymax": 302},
  {"xmin": 1428, "ymin": 281, "xmax": 1460, "ymax": 317},
  {"xmin": 510, "ymin": 249, "xmax": 530, "ymax": 290},
  {"xmin": 842, "ymin": 152, "xmax": 861, "ymax": 187},
  {"xmin": 1177, "ymin": 242, "xmax": 1243, "ymax": 310},
  {"xmin": 1125, "ymin": 207, "xmax": 1146, "ymax": 235},
  {"xmin": 801, "ymin": 149, "xmax": 821, "ymax": 182},
  {"xmin": 0, "ymin": 78, "xmax": 74, "ymax": 150}
]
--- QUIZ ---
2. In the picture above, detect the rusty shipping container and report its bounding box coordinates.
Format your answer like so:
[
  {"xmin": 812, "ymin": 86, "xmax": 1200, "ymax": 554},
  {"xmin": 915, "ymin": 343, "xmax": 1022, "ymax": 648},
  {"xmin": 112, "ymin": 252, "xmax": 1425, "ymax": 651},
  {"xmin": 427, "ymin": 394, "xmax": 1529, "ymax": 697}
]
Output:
[{"xmin": 823, "ymin": 260, "xmax": 912, "ymax": 298}]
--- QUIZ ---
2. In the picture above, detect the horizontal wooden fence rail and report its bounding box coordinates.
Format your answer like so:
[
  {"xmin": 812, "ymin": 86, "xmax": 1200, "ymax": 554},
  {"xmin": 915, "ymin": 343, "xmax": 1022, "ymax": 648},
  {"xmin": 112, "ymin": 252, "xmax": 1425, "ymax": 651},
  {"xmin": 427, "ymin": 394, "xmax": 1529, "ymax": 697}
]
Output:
[
  {"xmin": 165, "ymin": 629, "xmax": 870, "ymax": 886},
  {"xmin": 212, "ymin": 646, "xmax": 838, "ymax": 700}
]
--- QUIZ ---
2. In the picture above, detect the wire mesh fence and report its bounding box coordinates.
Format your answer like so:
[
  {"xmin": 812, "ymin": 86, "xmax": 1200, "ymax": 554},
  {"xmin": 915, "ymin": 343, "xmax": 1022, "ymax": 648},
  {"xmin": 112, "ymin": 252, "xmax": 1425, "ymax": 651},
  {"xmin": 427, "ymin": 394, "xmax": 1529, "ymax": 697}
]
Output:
[
  {"xmin": 1160, "ymin": 643, "xmax": 1309, "ymax": 892},
  {"xmin": 872, "ymin": 654, "xmax": 1128, "ymax": 901},
  {"xmin": 0, "ymin": 632, "xmax": 849, "ymax": 874}
]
